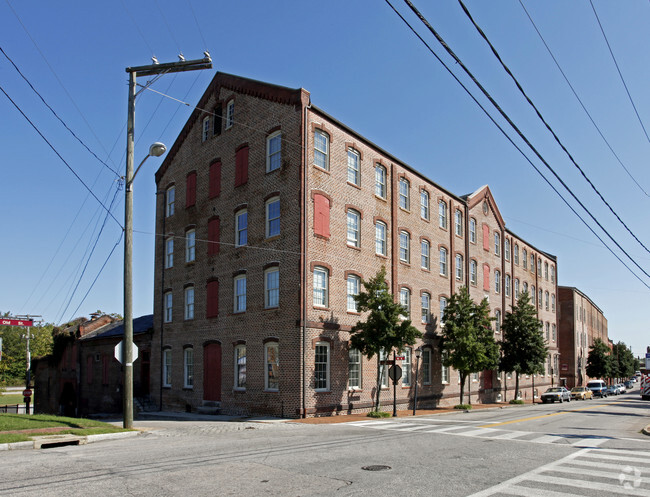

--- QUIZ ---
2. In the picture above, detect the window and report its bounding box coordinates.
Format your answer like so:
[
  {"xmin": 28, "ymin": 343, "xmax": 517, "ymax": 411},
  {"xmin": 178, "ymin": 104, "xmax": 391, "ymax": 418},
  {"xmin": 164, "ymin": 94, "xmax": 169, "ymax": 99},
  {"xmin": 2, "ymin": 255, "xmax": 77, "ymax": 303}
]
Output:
[
  {"xmin": 375, "ymin": 164, "xmax": 386, "ymax": 198},
  {"xmin": 213, "ymin": 104, "xmax": 222, "ymax": 136},
  {"xmin": 530, "ymin": 254, "xmax": 535, "ymax": 273},
  {"xmin": 441, "ymin": 351, "xmax": 450, "ymax": 383},
  {"xmin": 347, "ymin": 275, "xmax": 360, "ymax": 312},
  {"xmin": 537, "ymin": 258, "xmax": 542, "ymax": 275},
  {"xmin": 552, "ymin": 324, "xmax": 556, "ymax": 342},
  {"xmin": 551, "ymin": 266, "xmax": 555, "ymax": 283},
  {"xmin": 164, "ymin": 291, "xmax": 172, "ymax": 323},
  {"xmin": 235, "ymin": 145, "xmax": 249, "ymax": 186},
  {"xmin": 422, "ymin": 349, "xmax": 432, "ymax": 385},
  {"xmin": 495, "ymin": 270, "xmax": 501, "ymax": 293},
  {"xmin": 202, "ymin": 116, "xmax": 210, "ymax": 142},
  {"xmin": 399, "ymin": 178, "xmax": 410, "ymax": 210},
  {"xmin": 545, "ymin": 291, "xmax": 549, "ymax": 311},
  {"xmin": 544, "ymin": 262, "xmax": 549, "ymax": 280},
  {"xmin": 166, "ymin": 186, "xmax": 175, "ymax": 217},
  {"xmin": 186, "ymin": 172, "xmax": 196, "ymax": 208},
  {"xmin": 400, "ymin": 288, "xmax": 410, "ymax": 318},
  {"xmin": 314, "ymin": 130, "xmax": 329, "ymax": 170},
  {"xmin": 347, "ymin": 209, "xmax": 360, "ymax": 247},
  {"xmin": 313, "ymin": 267, "xmax": 328, "ymax": 307},
  {"xmin": 523, "ymin": 282, "xmax": 528, "ymax": 294},
  {"xmin": 482, "ymin": 225, "xmax": 490, "ymax": 251},
  {"xmin": 515, "ymin": 279, "xmax": 520, "ymax": 299},
  {"xmin": 455, "ymin": 210, "xmax": 463, "ymax": 236},
  {"xmin": 469, "ymin": 218, "xmax": 477, "ymax": 243},
  {"xmin": 399, "ymin": 231, "xmax": 410, "ymax": 263},
  {"xmin": 402, "ymin": 348, "xmax": 412, "ymax": 386},
  {"xmin": 440, "ymin": 247, "xmax": 448, "ymax": 276},
  {"xmin": 313, "ymin": 193, "xmax": 330, "ymax": 238},
  {"xmin": 375, "ymin": 221, "xmax": 387, "ymax": 256},
  {"xmin": 539, "ymin": 289, "xmax": 543, "ymax": 307},
  {"xmin": 494, "ymin": 232, "xmax": 500, "ymax": 256},
  {"xmin": 165, "ymin": 237, "xmax": 174, "ymax": 268},
  {"xmin": 206, "ymin": 279, "xmax": 219, "ymax": 318},
  {"xmin": 421, "ymin": 292, "xmax": 431, "ymax": 324},
  {"xmin": 235, "ymin": 209, "xmax": 247, "ymax": 247},
  {"xmin": 470, "ymin": 259, "xmax": 477, "ymax": 285},
  {"xmin": 184, "ymin": 286, "xmax": 194, "ymax": 320},
  {"xmin": 420, "ymin": 190, "xmax": 429, "ymax": 219},
  {"xmin": 265, "ymin": 267, "xmax": 279, "ymax": 308},
  {"xmin": 266, "ymin": 131, "xmax": 282, "ymax": 172},
  {"xmin": 347, "ymin": 149, "xmax": 360, "ymax": 186},
  {"xmin": 184, "ymin": 348, "xmax": 194, "ymax": 388},
  {"xmin": 185, "ymin": 230, "xmax": 196, "ymax": 263},
  {"xmin": 514, "ymin": 244, "xmax": 519, "ymax": 264},
  {"xmin": 421, "ymin": 240, "xmax": 430, "ymax": 270},
  {"xmin": 438, "ymin": 201, "xmax": 447, "ymax": 229},
  {"xmin": 439, "ymin": 297, "xmax": 447, "ymax": 325},
  {"xmin": 380, "ymin": 349, "xmax": 389, "ymax": 388},
  {"xmin": 545, "ymin": 322, "xmax": 550, "ymax": 341},
  {"xmin": 208, "ymin": 217, "xmax": 220, "ymax": 255},
  {"xmin": 348, "ymin": 348, "xmax": 361, "ymax": 389},
  {"xmin": 234, "ymin": 274, "xmax": 246, "ymax": 313},
  {"xmin": 265, "ymin": 343, "xmax": 279, "ymax": 391},
  {"xmin": 314, "ymin": 342, "xmax": 330, "ymax": 391},
  {"xmin": 505, "ymin": 239, "xmax": 510, "ymax": 261},
  {"xmin": 163, "ymin": 349, "xmax": 172, "ymax": 387},
  {"xmin": 551, "ymin": 294, "xmax": 555, "ymax": 312},
  {"xmin": 495, "ymin": 310, "xmax": 501, "ymax": 333},
  {"xmin": 455, "ymin": 254, "xmax": 463, "ymax": 280},
  {"xmin": 523, "ymin": 249, "xmax": 528, "ymax": 269},
  {"xmin": 266, "ymin": 197, "xmax": 280, "ymax": 238},
  {"xmin": 209, "ymin": 161, "xmax": 221, "ymax": 198},
  {"xmin": 505, "ymin": 274, "xmax": 511, "ymax": 297},
  {"xmin": 234, "ymin": 345, "xmax": 246, "ymax": 389},
  {"xmin": 531, "ymin": 285, "xmax": 536, "ymax": 305},
  {"xmin": 225, "ymin": 99, "xmax": 234, "ymax": 129}
]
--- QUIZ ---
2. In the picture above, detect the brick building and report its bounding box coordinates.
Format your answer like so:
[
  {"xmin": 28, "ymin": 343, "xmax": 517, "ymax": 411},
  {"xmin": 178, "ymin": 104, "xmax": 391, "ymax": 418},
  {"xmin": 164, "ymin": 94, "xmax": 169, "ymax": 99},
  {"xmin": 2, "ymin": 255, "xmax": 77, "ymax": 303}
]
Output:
[
  {"xmin": 557, "ymin": 286, "xmax": 609, "ymax": 388},
  {"xmin": 152, "ymin": 72, "xmax": 560, "ymax": 418}
]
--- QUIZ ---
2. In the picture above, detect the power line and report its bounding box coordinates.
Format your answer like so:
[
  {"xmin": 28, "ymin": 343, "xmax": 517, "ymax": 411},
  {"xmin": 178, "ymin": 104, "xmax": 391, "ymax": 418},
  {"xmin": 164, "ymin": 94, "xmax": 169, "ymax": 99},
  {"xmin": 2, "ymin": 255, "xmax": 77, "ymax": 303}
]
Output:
[
  {"xmin": 457, "ymin": 0, "xmax": 650, "ymax": 257},
  {"xmin": 517, "ymin": 0, "xmax": 650, "ymax": 198},
  {"xmin": 384, "ymin": 0, "xmax": 650, "ymax": 289},
  {"xmin": 119, "ymin": 0, "xmax": 155, "ymax": 56},
  {"xmin": 186, "ymin": 0, "xmax": 209, "ymax": 51},
  {"xmin": 0, "ymin": 83, "xmax": 123, "ymax": 228},
  {"xmin": 0, "ymin": 45, "xmax": 121, "ymax": 178},
  {"xmin": 153, "ymin": 0, "xmax": 183, "ymax": 55}
]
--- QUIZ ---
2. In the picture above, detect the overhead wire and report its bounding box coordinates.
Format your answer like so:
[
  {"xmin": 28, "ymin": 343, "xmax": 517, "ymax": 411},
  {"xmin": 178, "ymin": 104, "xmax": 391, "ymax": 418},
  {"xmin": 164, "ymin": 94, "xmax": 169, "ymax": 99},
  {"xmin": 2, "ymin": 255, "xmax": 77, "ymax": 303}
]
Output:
[
  {"xmin": 186, "ymin": 0, "xmax": 209, "ymax": 51},
  {"xmin": 119, "ymin": 0, "xmax": 156, "ymax": 56},
  {"xmin": 383, "ymin": 0, "xmax": 650, "ymax": 289},
  {"xmin": 457, "ymin": 0, "xmax": 650, "ymax": 258},
  {"xmin": 517, "ymin": 0, "xmax": 650, "ymax": 198}
]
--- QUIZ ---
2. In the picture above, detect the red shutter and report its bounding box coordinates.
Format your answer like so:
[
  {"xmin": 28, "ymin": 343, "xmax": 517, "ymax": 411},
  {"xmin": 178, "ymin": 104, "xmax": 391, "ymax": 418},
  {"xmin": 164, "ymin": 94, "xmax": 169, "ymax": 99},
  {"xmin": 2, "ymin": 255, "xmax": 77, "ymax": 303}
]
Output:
[
  {"xmin": 186, "ymin": 172, "xmax": 197, "ymax": 207},
  {"xmin": 86, "ymin": 355, "xmax": 93, "ymax": 385},
  {"xmin": 235, "ymin": 146, "xmax": 249, "ymax": 187},
  {"xmin": 208, "ymin": 217, "xmax": 220, "ymax": 255},
  {"xmin": 209, "ymin": 161, "xmax": 221, "ymax": 198},
  {"xmin": 482, "ymin": 225, "xmax": 490, "ymax": 251},
  {"xmin": 206, "ymin": 280, "xmax": 219, "ymax": 318},
  {"xmin": 313, "ymin": 194, "xmax": 330, "ymax": 238},
  {"xmin": 102, "ymin": 356, "xmax": 109, "ymax": 385},
  {"xmin": 483, "ymin": 264, "xmax": 490, "ymax": 291}
]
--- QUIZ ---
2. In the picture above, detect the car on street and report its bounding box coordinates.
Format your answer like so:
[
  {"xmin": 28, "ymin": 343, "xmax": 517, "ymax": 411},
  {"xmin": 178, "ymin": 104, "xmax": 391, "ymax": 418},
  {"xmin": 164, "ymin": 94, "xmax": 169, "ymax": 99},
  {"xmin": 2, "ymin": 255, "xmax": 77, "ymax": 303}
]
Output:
[
  {"xmin": 587, "ymin": 379, "xmax": 608, "ymax": 398},
  {"xmin": 618, "ymin": 383, "xmax": 627, "ymax": 394},
  {"xmin": 625, "ymin": 380, "xmax": 634, "ymax": 389},
  {"xmin": 541, "ymin": 387, "xmax": 571, "ymax": 403},
  {"xmin": 570, "ymin": 386, "xmax": 593, "ymax": 400},
  {"xmin": 606, "ymin": 385, "xmax": 619, "ymax": 396}
]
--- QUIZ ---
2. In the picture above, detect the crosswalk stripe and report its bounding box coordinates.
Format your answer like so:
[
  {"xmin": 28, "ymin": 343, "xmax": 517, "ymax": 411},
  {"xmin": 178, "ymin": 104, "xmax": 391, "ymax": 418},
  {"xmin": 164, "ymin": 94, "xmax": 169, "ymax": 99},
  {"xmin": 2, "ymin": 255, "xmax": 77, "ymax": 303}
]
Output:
[
  {"xmin": 456, "ymin": 427, "xmax": 501, "ymax": 437},
  {"xmin": 524, "ymin": 473, "xmax": 648, "ymax": 496},
  {"xmin": 566, "ymin": 458, "xmax": 650, "ymax": 472},
  {"xmin": 423, "ymin": 425, "xmax": 470, "ymax": 433},
  {"xmin": 491, "ymin": 487, "xmax": 587, "ymax": 497},
  {"xmin": 488, "ymin": 430, "xmax": 532, "ymax": 440},
  {"xmin": 542, "ymin": 464, "xmax": 650, "ymax": 484},
  {"xmin": 579, "ymin": 452, "xmax": 650, "ymax": 464},
  {"xmin": 527, "ymin": 434, "xmax": 562, "ymax": 444},
  {"xmin": 571, "ymin": 437, "xmax": 608, "ymax": 447}
]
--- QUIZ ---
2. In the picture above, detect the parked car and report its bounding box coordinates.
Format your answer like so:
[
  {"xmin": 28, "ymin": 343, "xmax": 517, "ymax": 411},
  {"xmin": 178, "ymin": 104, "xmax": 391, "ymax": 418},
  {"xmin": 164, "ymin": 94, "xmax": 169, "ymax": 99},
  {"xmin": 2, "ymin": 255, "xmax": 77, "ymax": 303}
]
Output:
[
  {"xmin": 618, "ymin": 383, "xmax": 627, "ymax": 394},
  {"xmin": 606, "ymin": 385, "xmax": 619, "ymax": 396},
  {"xmin": 624, "ymin": 380, "xmax": 634, "ymax": 389},
  {"xmin": 541, "ymin": 387, "xmax": 571, "ymax": 403},
  {"xmin": 587, "ymin": 380, "xmax": 608, "ymax": 398},
  {"xmin": 570, "ymin": 386, "xmax": 593, "ymax": 400}
]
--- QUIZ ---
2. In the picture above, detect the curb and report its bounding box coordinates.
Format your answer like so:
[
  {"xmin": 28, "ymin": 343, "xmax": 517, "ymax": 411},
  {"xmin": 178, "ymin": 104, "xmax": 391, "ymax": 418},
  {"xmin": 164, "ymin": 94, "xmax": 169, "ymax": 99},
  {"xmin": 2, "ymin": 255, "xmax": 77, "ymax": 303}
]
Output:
[
  {"xmin": 643, "ymin": 425, "xmax": 650, "ymax": 437},
  {"xmin": 0, "ymin": 430, "xmax": 140, "ymax": 451}
]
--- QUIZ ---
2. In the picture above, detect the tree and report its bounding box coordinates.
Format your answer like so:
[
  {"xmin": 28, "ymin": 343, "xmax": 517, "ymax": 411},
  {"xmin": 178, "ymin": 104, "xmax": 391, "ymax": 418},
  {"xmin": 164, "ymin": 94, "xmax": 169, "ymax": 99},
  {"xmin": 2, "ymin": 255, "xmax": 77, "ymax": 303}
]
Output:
[
  {"xmin": 611, "ymin": 341, "xmax": 636, "ymax": 381},
  {"xmin": 586, "ymin": 338, "xmax": 611, "ymax": 380},
  {"xmin": 441, "ymin": 287, "xmax": 499, "ymax": 405},
  {"xmin": 350, "ymin": 267, "xmax": 422, "ymax": 412},
  {"xmin": 0, "ymin": 312, "xmax": 54, "ymax": 384},
  {"xmin": 499, "ymin": 292, "xmax": 547, "ymax": 400}
]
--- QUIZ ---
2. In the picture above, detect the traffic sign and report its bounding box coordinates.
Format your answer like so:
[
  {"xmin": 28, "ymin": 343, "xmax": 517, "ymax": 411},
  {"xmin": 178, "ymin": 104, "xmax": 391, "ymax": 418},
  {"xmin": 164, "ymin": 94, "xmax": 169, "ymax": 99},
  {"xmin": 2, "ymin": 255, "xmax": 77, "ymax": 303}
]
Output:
[
  {"xmin": 388, "ymin": 364, "xmax": 402, "ymax": 383},
  {"xmin": 114, "ymin": 340, "xmax": 139, "ymax": 364},
  {"xmin": 22, "ymin": 389, "xmax": 32, "ymax": 397},
  {"xmin": 1, "ymin": 318, "xmax": 33, "ymax": 327},
  {"xmin": 395, "ymin": 356, "xmax": 405, "ymax": 361}
]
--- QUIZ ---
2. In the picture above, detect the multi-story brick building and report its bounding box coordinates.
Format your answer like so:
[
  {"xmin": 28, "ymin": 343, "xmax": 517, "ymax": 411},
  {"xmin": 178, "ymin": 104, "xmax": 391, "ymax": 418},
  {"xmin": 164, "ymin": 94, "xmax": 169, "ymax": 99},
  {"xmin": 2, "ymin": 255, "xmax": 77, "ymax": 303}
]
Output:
[
  {"xmin": 152, "ymin": 72, "xmax": 560, "ymax": 418},
  {"xmin": 557, "ymin": 286, "xmax": 609, "ymax": 388}
]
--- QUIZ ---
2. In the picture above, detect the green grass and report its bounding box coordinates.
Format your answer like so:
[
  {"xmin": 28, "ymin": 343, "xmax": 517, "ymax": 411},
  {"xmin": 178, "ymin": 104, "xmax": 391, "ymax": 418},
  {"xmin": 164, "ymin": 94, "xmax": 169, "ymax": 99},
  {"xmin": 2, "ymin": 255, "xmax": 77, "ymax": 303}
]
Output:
[
  {"xmin": 454, "ymin": 404, "xmax": 473, "ymax": 410},
  {"xmin": 0, "ymin": 394, "xmax": 24, "ymax": 406},
  {"xmin": 0, "ymin": 414, "xmax": 130, "ymax": 444},
  {"xmin": 367, "ymin": 411, "xmax": 391, "ymax": 418}
]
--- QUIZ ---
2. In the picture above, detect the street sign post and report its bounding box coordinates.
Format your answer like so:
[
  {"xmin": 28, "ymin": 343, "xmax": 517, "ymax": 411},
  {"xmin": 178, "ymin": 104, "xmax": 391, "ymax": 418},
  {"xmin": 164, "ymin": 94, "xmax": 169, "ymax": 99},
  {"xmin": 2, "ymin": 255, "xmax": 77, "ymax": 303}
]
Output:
[{"xmin": 114, "ymin": 340, "xmax": 139, "ymax": 364}]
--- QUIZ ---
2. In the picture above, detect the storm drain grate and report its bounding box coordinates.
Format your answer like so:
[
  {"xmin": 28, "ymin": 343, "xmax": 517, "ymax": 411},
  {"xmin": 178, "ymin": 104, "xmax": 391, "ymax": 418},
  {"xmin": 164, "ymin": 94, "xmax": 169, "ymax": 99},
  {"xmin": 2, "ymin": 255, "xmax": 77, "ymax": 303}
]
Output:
[{"xmin": 362, "ymin": 465, "xmax": 391, "ymax": 472}]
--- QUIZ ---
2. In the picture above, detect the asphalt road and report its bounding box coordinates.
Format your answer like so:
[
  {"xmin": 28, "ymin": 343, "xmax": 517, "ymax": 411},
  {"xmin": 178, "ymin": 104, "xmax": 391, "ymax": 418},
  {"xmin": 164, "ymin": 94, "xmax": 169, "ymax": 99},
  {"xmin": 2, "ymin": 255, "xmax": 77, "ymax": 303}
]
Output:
[{"xmin": 1, "ymin": 394, "xmax": 648, "ymax": 496}]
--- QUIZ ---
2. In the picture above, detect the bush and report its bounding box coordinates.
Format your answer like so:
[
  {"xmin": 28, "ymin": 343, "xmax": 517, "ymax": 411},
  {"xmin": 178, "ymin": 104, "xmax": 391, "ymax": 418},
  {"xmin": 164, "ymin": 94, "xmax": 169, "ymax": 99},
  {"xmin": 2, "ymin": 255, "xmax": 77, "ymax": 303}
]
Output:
[
  {"xmin": 454, "ymin": 404, "xmax": 472, "ymax": 410},
  {"xmin": 509, "ymin": 399, "xmax": 524, "ymax": 405},
  {"xmin": 367, "ymin": 411, "xmax": 391, "ymax": 418}
]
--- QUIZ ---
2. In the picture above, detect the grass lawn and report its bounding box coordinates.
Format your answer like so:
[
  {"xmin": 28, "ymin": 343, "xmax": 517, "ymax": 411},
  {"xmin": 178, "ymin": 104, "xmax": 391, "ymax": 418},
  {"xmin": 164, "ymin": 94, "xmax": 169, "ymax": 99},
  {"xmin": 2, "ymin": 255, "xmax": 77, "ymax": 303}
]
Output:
[
  {"xmin": 0, "ymin": 394, "xmax": 24, "ymax": 405},
  {"xmin": 0, "ymin": 414, "xmax": 131, "ymax": 443}
]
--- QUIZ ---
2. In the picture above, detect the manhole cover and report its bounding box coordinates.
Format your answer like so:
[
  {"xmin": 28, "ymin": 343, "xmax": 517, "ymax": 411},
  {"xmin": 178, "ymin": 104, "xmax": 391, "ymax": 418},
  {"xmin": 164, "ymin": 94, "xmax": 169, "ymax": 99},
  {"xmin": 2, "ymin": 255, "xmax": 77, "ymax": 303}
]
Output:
[{"xmin": 362, "ymin": 465, "xmax": 391, "ymax": 471}]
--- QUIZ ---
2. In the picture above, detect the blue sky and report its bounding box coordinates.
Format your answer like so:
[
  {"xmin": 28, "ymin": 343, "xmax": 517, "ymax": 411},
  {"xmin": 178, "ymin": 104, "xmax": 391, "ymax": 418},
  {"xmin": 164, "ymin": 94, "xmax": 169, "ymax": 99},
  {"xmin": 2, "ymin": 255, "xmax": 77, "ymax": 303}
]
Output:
[{"xmin": 1, "ymin": 1, "xmax": 649, "ymax": 359}]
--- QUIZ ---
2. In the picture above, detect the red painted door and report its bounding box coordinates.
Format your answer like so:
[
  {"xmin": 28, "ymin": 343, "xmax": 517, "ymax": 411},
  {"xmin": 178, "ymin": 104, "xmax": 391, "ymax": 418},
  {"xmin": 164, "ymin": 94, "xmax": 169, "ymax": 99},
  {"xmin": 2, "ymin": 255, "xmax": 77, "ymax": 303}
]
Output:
[
  {"xmin": 203, "ymin": 343, "xmax": 222, "ymax": 401},
  {"xmin": 483, "ymin": 370, "xmax": 493, "ymax": 390}
]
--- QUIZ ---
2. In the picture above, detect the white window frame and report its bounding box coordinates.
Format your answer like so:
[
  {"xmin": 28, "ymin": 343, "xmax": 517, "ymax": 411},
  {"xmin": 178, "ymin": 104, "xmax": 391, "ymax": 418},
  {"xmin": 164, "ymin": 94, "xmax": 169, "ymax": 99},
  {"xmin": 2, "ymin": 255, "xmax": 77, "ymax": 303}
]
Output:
[
  {"xmin": 470, "ymin": 259, "xmax": 477, "ymax": 285},
  {"xmin": 505, "ymin": 274, "xmax": 511, "ymax": 297},
  {"xmin": 185, "ymin": 230, "xmax": 195, "ymax": 263},
  {"xmin": 421, "ymin": 240, "xmax": 430, "ymax": 270},
  {"xmin": 494, "ymin": 232, "xmax": 500, "ymax": 256},
  {"xmin": 441, "ymin": 354, "xmax": 450, "ymax": 384},
  {"xmin": 514, "ymin": 244, "xmax": 519, "ymax": 265},
  {"xmin": 399, "ymin": 231, "xmax": 410, "ymax": 263},
  {"xmin": 165, "ymin": 237, "xmax": 174, "ymax": 268},
  {"xmin": 402, "ymin": 348, "xmax": 412, "ymax": 386},
  {"xmin": 531, "ymin": 285, "xmax": 536, "ymax": 305},
  {"xmin": 454, "ymin": 210, "xmax": 463, "ymax": 236},
  {"xmin": 234, "ymin": 274, "xmax": 247, "ymax": 313},
  {"xmin": 202, "ymin": 116, "xmax": 210, "ymax": 142},
  {"xmin": 544, "ymin": 262, "xmax": 549, "ymax": 280},
  {"xmin": 375, "ymin": 221, "xmax": 387, "ymax": 256},
  {"xmin": 399, "ymin": 178, "xmax": 410, "ymax": 210},
  {"xmin": 551, "ymin": 294, "xmax": 556, "ymax": 312},
  {"xmin": 184, "ymin": 348, "xmax": 194, "ymax": 388},
  {"xmin": 545, "ymin": 291, "xmax": 549, "ymax": 311},
  {"xmin": 400, "ymin": 288, "xmax": 410, "ymax": 318},
  {"xmin": 314, "ymin": 130, "xmax": 329, "ymax": 170},
  {"xmin": 314, "ymin": 342, "xmax": 330, "ymax": 391},
  {"xmin": 439, "ymin": 297, "xmax": 447, "ymax": 325},
  {"xmin": 163, "ymin": 349, "xmax": 172, "ymax": 387},
  {"xmin": 166, "ymin": 186, "xmax": 175, "ymax": 217},
  {"xmin": 455, "ymin": 254, "xmax": 463, "ymax": 281},
  {"xmin": 347, "ymin": 209, "xmax": 360, "ymax": 247},
  {"xmin": 375, "ymin": 164, "xmax": 386, "ymax": 198},
  {"xmin": 505, "ymin": 239, "xmax": 510, "ymax": 261},
  {"xmin": 348, "ymin": 348, "xmax": 361, "ymax": 390},
  {"xmin": 164, "ymin": 291, "xmax": 172, "ymax": 323},
  {"xmin": 469, "ymin": 218, "xmax": 476, "ymax": 243},
  {"xmin": 184, "ymin": 286, "xmax": 195, "ymax": 320},
  {"xmin": 347, "ymin": 274, "xmax": 360, "ymax": 312},
  {"xmin": 420, "ymin": 190, "xmax": 429, "ymax": 219},
  {"xmin": 266, "ymin": 131, "xmax": 282, "ymax": 172},
  {"xmin": 515, "ymin": 279, "xmax": 520, "ymax": 299},
  {"xmin": 495, "ymin": 270, "xmax": 501, "ymax": 293},
  {"xmin": 234, "ymin": 344, "xmax": 246, "ymax": 390},
  {"xmin": 225, "ymin": 100, "xmax": 234, "ymax": 129},
  {"xmin": 265, "ymin": 342, "xmax": 279, "ymax": 391},
  {"xmin": 347, "ymin": 149, "xmax": 360, "ymax": 186},
  {"xmin": 264, "ymin": 267, "xmax": 279, "ymax": 309},
  {"xmin": 313, "ymin": 267, "xmax": 328, "ymax": 308},
  {"xmin": 438, "ymin": 201, "xmax": 447, "ymax": 229},
  {"xmin": 421, "ymin": 292, "xmax": 430, "ymax": 324},
  {"xmin": 265, "ymin": 197, "xmax": 280, "ymax": 238},
  {"xmin": 495, "ymin": 310, "xmax": 501, "ymax": 333},
  {"xmin": 439, "ymin": 247, "xmax": 448, "ymax": 276},
  {"xmin": 523, "ymin": 249, "xmax": 528, "ymax": 269},
  {"xmin": 235, "ymin": 209, "xmax": 248, "ymax": 247}
]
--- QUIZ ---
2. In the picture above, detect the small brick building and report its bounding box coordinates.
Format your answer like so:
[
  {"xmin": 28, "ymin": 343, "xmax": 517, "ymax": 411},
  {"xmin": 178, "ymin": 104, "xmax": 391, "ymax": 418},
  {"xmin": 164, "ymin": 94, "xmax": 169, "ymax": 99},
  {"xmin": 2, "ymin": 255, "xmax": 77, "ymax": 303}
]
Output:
[{"xmin": 152, "ymin": 72, "xmax": 560, "ymax": 418}]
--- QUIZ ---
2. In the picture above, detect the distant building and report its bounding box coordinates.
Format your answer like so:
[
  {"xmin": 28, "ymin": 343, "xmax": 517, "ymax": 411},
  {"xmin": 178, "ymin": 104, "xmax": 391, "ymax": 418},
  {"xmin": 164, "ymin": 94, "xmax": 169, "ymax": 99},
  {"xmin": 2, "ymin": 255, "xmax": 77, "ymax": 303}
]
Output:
[
  {"xmin": 33, "ymin": 314, "xmax": 153, "ymax": 417},
  {"xmin": 152, "ymin": 72, "xmax": 560, "ymax": 418},
  {"xmin": 557, "ymin": 287, "xmax": 608, "ymax": 388}
]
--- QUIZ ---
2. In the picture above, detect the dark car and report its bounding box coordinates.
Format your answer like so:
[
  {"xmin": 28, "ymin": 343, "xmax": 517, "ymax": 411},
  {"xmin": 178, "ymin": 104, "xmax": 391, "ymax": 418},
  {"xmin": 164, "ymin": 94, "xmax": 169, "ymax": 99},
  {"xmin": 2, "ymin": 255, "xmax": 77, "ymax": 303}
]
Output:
[
  {"xmin": 625, "ymin": 380, "xmax": 634, "ymax": 389},
  {"xmin": 587, "ymin": 380, "xmax": 608, "ymax": 398}
]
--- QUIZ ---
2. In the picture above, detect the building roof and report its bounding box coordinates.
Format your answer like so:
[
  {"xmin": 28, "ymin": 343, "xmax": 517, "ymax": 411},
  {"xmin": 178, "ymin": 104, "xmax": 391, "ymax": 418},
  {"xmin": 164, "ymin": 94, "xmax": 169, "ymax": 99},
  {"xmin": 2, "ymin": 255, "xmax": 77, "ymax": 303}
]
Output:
[
  {"xmin": 557, "ymin": 286, "xmax": 605, "ymax": 316},
  {"xmin": 81, "ymin": 314, "xmax": 154, "ymax": 341}
]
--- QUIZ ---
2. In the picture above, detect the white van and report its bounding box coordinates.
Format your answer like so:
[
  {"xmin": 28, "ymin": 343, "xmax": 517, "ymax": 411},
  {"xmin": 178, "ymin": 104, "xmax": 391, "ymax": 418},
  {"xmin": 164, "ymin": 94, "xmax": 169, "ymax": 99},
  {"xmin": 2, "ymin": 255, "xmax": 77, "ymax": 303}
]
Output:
[{"xmin": 587, "ymin": 380, "xmax": 608, "ymax": 398}]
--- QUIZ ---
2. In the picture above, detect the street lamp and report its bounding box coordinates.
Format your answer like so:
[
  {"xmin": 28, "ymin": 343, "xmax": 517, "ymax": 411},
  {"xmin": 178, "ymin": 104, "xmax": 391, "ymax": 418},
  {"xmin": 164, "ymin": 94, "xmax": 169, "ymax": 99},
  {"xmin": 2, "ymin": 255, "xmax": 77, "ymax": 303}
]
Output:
[{"xmin": 413, "ymin": 347, "xmax": 422, "ymax": 416}]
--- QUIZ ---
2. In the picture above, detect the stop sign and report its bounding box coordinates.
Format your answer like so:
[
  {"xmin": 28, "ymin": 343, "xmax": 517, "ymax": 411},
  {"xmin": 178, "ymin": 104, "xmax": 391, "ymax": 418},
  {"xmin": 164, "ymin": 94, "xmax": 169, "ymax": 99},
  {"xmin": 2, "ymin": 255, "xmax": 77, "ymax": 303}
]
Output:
[{"xmin": 22, "ymin": 389, "xmax": 32, "ymax": 397}]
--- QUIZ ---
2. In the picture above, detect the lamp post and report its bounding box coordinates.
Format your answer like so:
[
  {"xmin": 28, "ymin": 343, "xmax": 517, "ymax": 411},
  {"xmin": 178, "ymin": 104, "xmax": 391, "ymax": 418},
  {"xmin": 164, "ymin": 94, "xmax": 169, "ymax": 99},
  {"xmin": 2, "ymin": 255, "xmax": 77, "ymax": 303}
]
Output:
[
  {"xmin": 413, "ymin": 347, "xmax": 422, "ymax": 416},
  {"xmin": 123, "ymin": 55, "xmax": 211, "ymax": 430}
]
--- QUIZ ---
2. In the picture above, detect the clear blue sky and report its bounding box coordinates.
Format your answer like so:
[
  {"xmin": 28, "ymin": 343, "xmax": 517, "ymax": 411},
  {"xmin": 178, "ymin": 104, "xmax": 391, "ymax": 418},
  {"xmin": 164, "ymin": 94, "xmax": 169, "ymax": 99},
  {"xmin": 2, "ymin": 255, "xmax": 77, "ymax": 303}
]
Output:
[{"xmin": 1, "ymin": 1, "xmax": 649, "ymax": 359}]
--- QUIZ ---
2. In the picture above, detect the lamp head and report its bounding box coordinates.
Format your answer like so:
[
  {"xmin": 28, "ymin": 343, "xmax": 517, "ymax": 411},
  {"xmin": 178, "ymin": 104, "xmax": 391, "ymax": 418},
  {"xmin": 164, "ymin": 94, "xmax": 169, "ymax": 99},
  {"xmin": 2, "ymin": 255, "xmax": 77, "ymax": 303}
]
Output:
[{"xmin": 149, "ymin": 142, "xmax": 167, "ymax": 157}]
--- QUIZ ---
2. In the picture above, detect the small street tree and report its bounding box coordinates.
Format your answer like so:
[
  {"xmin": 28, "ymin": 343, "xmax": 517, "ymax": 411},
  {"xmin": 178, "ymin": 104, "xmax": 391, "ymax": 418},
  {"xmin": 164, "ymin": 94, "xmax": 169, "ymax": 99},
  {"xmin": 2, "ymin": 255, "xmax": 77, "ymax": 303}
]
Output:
[
  {"xmin": 586, "ymin": 338, "xmax": 611, "ymax": 380},
  {"xmin": 611, "ymin": 341, "xmax": 636, "ymax": 381},
  {"xmin": 441, "ymin": 287, "xmax": 499, "ymax": 405},
  {"xmin": 499, "ymin": 292, "xmax": 547, "ymax": 401},
  {"xmin": 350, "ymin": 266, "xmax": 422, "ymax": 412}
]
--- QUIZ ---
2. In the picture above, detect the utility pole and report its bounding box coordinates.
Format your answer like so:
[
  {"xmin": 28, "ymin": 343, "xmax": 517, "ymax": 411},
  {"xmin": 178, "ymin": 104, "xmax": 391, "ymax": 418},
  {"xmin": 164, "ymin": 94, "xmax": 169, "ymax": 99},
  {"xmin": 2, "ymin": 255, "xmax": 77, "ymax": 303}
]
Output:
[{"xmin": 123, "ymin": 54, "xmax": 212, "ymax": 430}]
